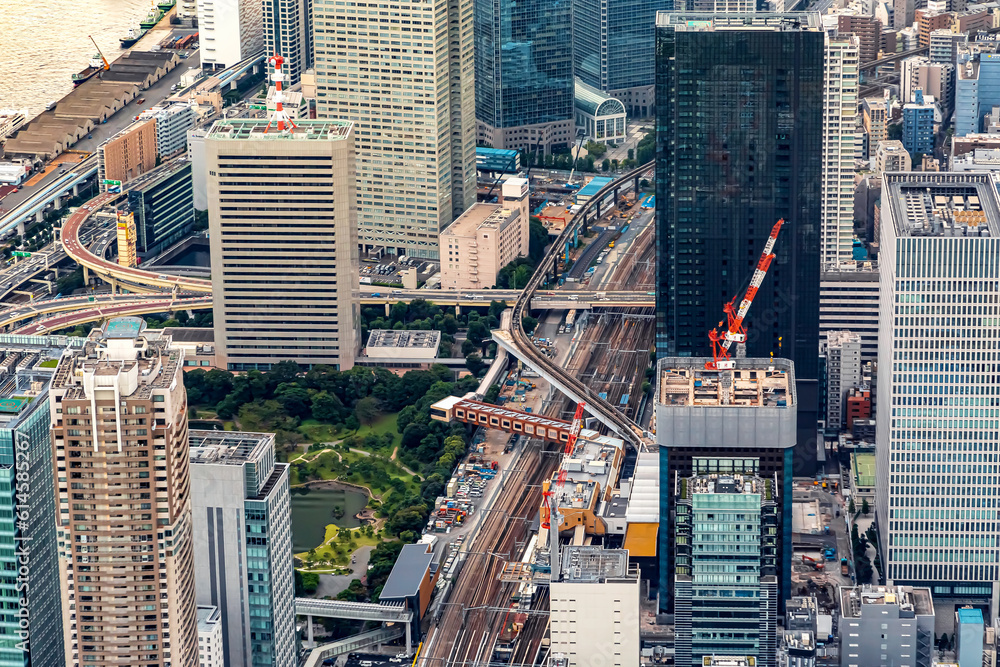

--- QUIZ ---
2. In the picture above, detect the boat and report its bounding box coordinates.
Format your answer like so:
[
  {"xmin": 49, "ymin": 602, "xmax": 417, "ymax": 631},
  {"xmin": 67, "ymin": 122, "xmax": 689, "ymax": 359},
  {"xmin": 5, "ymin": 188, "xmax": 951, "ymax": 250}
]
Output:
[
  {"xmin": 72, "ymin": 54, "xmax": 105, "ymax": 87},
  {"xmin": 120, "ymin": 25, "xmax": 146, "ymax": 47},
  {"xmin": 157, "ymin": 0, "xmax": 176, "ymax": 10},
  {"xmin": 139, "ymin": 7, "xmax": 164, "ymax": 29},
  {"xmin": 0, "ymin": 110, "xmax": 27, "ymax": 140}
]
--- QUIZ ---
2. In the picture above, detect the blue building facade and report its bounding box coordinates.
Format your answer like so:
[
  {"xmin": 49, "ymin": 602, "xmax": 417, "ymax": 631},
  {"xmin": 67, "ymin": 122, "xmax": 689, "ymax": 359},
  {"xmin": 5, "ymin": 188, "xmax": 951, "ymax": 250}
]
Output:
[
  {"xmin": 473, "ymin": 0, "xmax": 574, "ymax": 135},
  {"xmin": 903, "ymin": 90, "xmax": 935, "ymax": 156},
  {"xmin": 126, "ymin": 160, "xmax": 195, "ymax": 259},
  {"xmin": 0, "ymin": 344, "xmax": 69, "ymax": 667},
  {"xmin": 955, "ymin": 49, "xmax": 1000, "ymax": 136}
]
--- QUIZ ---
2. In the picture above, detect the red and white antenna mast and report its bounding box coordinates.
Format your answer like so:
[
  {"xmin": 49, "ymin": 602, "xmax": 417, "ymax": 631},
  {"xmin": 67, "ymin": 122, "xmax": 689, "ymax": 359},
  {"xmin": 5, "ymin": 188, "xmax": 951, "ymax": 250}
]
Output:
[{"xmin": 264, "ymin": 54, "xmax": 297, "ymax": 134}]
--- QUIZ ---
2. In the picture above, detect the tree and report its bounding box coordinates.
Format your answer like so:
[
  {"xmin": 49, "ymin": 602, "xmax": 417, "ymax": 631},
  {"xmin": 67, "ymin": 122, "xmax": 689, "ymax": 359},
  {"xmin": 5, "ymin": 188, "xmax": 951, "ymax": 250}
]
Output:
[
  {"xmin": 465, "ymin": 353, "xmax": 486, "ymax": 376},
  {"xmin": 484, "ymin": 384, "xmax": 501, "ymax": 404},
  {"xmin": 861, "ymin": 498, "xmax": 870, "ymax": 515},
  {"xmin": 529, "ymin": 217, "xmax": 549, "ymax": 261},
  {"xmin": 311, "ymin": 391, "xmax": 345, "ymax": 422},
  {"xmin": 345, "ymin": 414, "xmax": 360, "ymax": 431},
  {"xmin": 641, "ymin": 381, "xmax": 651, "ymax": 394},
  {"xmin": 355, "ymin": 396, "xmax": 380, "ymax": 425},
  {"xmin": 601, "ymin": 158, "xmax": 611, "ymax": 172},
  {"xmin": 300, "ymin": 571, "xmax": 320, "ymax": 593},
  {"xmin": 848, "ymin": 497, "xmax": 856, "ymax": 515},
  {"xmin": 512, "ymin": 264, "xmax": 532, "ymax": 289},
  {"xmin": 274, "ymin": 383, "xmax": 312, "ymax": 419},
  {"xmin": 627, "ymin": 148, "xmax": 634, "ymax": 160},
  {"xmin": 522, "ymin": 316, "xmax": 539, "ymax": 334}
]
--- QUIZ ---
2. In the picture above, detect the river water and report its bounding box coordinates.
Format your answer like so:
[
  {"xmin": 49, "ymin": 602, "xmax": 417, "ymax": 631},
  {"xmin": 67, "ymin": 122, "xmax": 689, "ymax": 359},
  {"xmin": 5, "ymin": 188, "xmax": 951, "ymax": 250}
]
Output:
[{"xmin": 0, "ymin": 0, "xmax": 150, "ymax": 119}]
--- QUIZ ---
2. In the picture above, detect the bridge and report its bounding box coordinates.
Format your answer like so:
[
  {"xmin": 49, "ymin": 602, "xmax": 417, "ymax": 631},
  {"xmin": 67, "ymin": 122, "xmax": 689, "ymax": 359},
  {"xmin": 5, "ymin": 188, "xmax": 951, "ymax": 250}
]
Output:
[
  {"xmin": 12, "ymin": 295, "xmax": 213, "ymax": 335},
  {"xmin": 302, "ymin": 627, "xmax": 406, "ymax": 667},
  {"xmin": 295, "ymin": 598, "xmax": 415, "ymax": 655},
  {"xmin": 497, "ymin": 162, "xmax": 656, "ymax": 451}
]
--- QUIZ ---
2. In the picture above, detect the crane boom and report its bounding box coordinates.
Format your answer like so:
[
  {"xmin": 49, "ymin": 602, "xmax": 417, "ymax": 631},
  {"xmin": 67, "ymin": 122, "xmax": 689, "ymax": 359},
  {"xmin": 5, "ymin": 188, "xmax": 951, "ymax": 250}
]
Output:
[
  {"xmin": 89, "ymin": 35, "xmax": 110, "ymax": 70},
  {"xmin": 706, "ymin": 219, "xmax": 784, "ymax": 371},
  {"xmin": 564, "ymin": 401, "xmax": 585, "ymax": 454}
]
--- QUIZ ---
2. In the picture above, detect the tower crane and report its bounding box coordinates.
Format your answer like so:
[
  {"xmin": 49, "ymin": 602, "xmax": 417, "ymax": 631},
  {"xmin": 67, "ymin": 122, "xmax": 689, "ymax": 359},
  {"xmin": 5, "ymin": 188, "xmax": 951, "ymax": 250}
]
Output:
[
  {"xmin": 705, "ymin": 218, "xmax": 784, "ymax": 371},
  {"xmin": 564, "ymin": 401, "xmax": 585, "ymax": 454}
]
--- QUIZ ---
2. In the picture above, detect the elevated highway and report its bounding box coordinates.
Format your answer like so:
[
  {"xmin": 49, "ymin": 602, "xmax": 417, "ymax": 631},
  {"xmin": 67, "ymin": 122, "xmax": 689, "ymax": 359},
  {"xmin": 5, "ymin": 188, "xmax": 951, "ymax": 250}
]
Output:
[
  {"xmin": 60, "ymin": 191, "xmax": 213, "ymax": 293},
  {"xmin": 0, "ymin": 156, "xmax": 100, "ymax": 237},
  {"xmin": 13, "ymin": 295, "xmax": 212, "ymax": 335},
  {"xmin": 497, "ymin": 162, "xmax": 655, "ymax": 451}
]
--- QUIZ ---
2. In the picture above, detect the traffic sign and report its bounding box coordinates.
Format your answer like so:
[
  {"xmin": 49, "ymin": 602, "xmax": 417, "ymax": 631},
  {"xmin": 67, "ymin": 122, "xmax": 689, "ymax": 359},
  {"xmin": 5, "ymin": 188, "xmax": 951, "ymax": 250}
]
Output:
[
  {"xmin": 12, "ymin": 251, "xmax": 31, "ymax": 258},
  {"xmin": 102, "ymin": 180, "xmax": 122, "ymax": 186}
]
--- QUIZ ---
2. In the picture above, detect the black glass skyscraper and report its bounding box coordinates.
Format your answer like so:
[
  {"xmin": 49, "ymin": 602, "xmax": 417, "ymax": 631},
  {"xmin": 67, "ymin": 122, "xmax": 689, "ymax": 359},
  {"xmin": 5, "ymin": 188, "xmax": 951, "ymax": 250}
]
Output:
[
  {"xmin": 654, "ymin": 13, "xmax": 823, "ymax": 474},
  {"xmin": 474, "ymin": 0, "xmax": 574, "ymax": 141}
]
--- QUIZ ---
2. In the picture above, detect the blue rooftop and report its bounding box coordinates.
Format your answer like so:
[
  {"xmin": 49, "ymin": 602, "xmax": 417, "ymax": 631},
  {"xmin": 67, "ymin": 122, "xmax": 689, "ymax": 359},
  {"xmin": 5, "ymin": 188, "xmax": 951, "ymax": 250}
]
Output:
[
  {"xmin": 102, "ymin": 317, "xmax": 146, "ymax": 339},
  {"xmin": 577, "ymin": 176, "xmax": 613, "ymax": 198},
  {"xmin": 958, "ymin": 608, "xmax": 984, "ymax": 624}
]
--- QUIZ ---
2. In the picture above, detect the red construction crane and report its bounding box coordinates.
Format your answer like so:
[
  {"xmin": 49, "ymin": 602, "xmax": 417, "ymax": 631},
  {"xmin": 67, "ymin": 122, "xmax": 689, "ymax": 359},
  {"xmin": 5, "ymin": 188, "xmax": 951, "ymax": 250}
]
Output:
[
  {"xmin": 564, "ymin": 402, "xmax": 585, "ymax": 455},
  {"xmin": 706, "ymin": 219, "xmax": 784, "ymax": 371}
]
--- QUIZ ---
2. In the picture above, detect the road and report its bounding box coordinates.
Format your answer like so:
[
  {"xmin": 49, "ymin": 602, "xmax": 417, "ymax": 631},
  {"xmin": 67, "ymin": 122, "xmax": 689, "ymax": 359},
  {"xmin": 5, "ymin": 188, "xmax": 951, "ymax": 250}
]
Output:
[{"xmin": 14, "ymin": 294, "xmax": 211, "ymax": 334}]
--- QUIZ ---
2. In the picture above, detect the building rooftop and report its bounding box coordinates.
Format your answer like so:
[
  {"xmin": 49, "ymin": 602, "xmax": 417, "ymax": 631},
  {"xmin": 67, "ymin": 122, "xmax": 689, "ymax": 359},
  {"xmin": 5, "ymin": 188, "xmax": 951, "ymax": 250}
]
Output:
[
  {"xmin": 624, "ymin": 451, "xmax": 658, "ymax": 523},
  {"xmin": 702, "ymin": 658, "xmax": 757, "ymax": 667},
  {"xmin": 559, "ymin": 546, "xmax": 635, "ymax": 582},
  {"xmin": 782, "ymin": 630, "xmax": 815, "ymax": 651},
  {"xmin": 681, "ymin": 473, "xmax": 773, "ymax": 500},
  {"xmin": 656, "ymin": 11, "xmax": 821, "ymax": 30},
  {"xmin": 196, "ymin": 605, "xmax": 221, "ymax": 633},
  {"xmin": 576, "ymin": 176, "xmax": 613, "ymax": 199},
  {"xmin": 958, "ymin": 607, "xmax": 984, "ymax": 624},
  {"xmin": 102, "ymin": 317, "xmax": 146, "ymax": 340},
  {"xmin": 160, "ymin": 327, "xmax": 214, "ymax": 344},
  {"xmin": 574, "ymin": 79, "xmax": 626, "ymax": 117},
  {"xmin": 366, "ymin": 329, "xmax": 441, "ymax": 350},
  {"xmin": 883, "ymin": 172, "xmax": 1000, "ymax": 237},
  {"xmin": 207, "ymin": 118, "xmax": 353, "ymax": 141},
  {"xmin": 189, "ymin": 430, "xmax": 274, "ymax": 466},
  {"xmin": 841, "ymin": 585, "xmax": 935, "ymax": 618},
  {"xmin": 657, "ymin": 358, "xmax": 793, "ymax": 408},
  {"xmin": 442, "ymin": 201, "xmax": 519, "ymax": 238},
  {"xmin": 379, "ymin": 543, "xmax": 435, "ymax": 600},
  {"xmin": 552, "ymin": 428, "xmax": 625, "ymax": 508}
]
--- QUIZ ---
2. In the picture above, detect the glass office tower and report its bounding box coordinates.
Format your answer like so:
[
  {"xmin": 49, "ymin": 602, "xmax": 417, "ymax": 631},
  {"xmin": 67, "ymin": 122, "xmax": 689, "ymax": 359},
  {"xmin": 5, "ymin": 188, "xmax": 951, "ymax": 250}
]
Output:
[
  {"xmin": 654, "ymin": 12, "xmax": 823, "ymax": 473},
  {"xmin": 474, "ymin": 0, "xmax": 575, "ymax": 151}
]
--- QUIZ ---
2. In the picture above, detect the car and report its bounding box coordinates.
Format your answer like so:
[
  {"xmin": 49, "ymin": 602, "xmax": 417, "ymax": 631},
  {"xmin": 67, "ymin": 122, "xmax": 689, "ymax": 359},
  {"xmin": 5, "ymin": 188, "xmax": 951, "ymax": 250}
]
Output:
[{"xmin": 137, "ymin": 97, "xmax": 146, "ymax": 104}]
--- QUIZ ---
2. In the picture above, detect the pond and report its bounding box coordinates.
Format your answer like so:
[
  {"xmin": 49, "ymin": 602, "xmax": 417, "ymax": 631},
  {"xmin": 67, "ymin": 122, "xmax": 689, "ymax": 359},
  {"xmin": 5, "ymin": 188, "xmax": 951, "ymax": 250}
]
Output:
[{"xmin": 290, "ymin": 485, "xmax": 369, "ymax": 553}]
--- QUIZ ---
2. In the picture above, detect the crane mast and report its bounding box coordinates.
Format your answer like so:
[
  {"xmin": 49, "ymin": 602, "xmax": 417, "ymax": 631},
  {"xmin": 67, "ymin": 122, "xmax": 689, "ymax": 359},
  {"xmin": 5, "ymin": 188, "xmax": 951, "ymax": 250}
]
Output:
[{"xmin": 706, "ymin": 219, "xmax": 784, "ymax": 371}]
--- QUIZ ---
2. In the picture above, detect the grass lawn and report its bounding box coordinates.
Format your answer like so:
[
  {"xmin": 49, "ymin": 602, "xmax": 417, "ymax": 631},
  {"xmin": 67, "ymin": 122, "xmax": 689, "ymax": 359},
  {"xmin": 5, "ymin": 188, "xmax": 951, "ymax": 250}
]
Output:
[
  {"xmin": 298, "ymin": 419, "xmax": 343, "ymax": 443},
  {"xmin": 38, "ymin": 359, "xmax": 58, "ymax": 368},
  {"xmin": 295, "ymin": 524, "xmax": 380, "ymax": 566},
  {"xmin": 351, "ymin": 412, "xmax": 401, "ymax": 450}
]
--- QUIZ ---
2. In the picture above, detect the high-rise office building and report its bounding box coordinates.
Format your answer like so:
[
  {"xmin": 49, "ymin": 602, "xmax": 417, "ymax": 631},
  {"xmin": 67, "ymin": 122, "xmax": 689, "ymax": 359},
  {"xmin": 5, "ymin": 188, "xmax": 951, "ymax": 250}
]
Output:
[
  {"xmin": 655, "ymin": 357, "xmax": 797, "ymax": 614},
  {"xmin": 263, "ymin": 0, "xmax": 311, "ymax": 86},
  {"xmin": 0, "ymin": 337, "xmax": 70, "ymax": 667},
  {"xmin": 314, "ymin": 0, "xmax": 476, "ymax": 259},
  {"xmin": 902, "ymin": 89, "xmax": 936, "ymax": 156},
  {"xmin": 474, "ymin": 0, "xmax": 574, "ymax": 153},
  {"xmin": 189, "ymin": 431, "xmax": 295, "ymax": 667},
  {"xmin": 836, "ymin": 14, "xmax": 880, "ymax": 62},
  {"xmin": 876, "ymin": 171, "xmax": 1000, "ymax": 611},
  {"xmin": 205, "ymin": 118, "xmax": 359, "ymax": 371},
  {"xmin": 49, "ymin": 318, "xmax": 197, "ymax": 667},
  {"xmin": 197, "ymin": 0, "xmax": 263, "ymax": 70},
  {"xmin": 839, "ymin": 586, "xmax": 935, "ymax": 667},
  {"xmin": 821, "ymin": 330, "xmax": 862, "ymax": 431},
  {"xmin": 956, "ymin": 44, "xmax": 1000, "ymax": 137},
  {"xmin": 823, "ymin": 35, "xmax": 860, "ymax": 265},
  {"xmin": 819, "ymin": 264, "xmax": 880, "ymax": 362},
  {"xmin": 655, "ymin": 12, "xmax": 823, "ymax": 473},
  {"xmin": 674, "ymin": 472, "xmax": 779, "ymax": 666}
]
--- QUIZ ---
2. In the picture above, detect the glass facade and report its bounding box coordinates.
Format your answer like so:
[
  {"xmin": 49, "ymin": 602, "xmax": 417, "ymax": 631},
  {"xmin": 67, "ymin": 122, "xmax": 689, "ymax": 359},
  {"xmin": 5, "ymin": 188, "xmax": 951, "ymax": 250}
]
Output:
[
  {"xmin": 474, "ymin": 0, "xmax": 574, "ymax": 128},
  {"xmin": 127, "ymin": 161, "xmax": 195, "ymax": 258},
  {"xmin": 0, "ymin": 388, "xmax": 63, "ymax": 667},
  {"xmin": 574, "ymin": 0, "xmax": 674, "ymax": 93},
  {"xmin": 654, "ymin": 14, "xmax": 823, "ymax": 473},
  {"xmin": 655, "ymin": 15, "xmax": 822, "ymax": 376}
]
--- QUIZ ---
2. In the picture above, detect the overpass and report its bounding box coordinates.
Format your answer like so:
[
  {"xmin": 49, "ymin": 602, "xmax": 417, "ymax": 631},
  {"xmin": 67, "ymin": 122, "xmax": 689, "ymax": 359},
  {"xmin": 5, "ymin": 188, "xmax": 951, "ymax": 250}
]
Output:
[
  {"xmin": 0, "ymin": 156, "xmax": 100, "ymax": 237},
  {"xmin": 295, "ymin": 598, "xmax": 415, "ymax": 654},
  {"xmin": 497, "ymin": 162, "xmax": 656, "ymax": 451},
  {"xmin": 60, "ymin": 190, "xmax": 213, "ymax": 293},
  {"xmin": 358, "ymin": 288, "xmax": 652, "ymax": 310},
  {"xmin": 13, "ymin": 295, "xmax": 212, "ymax": 335},
  {"xmin": 302, "ymin": 627, "xmax": 406, "ymax": 667}
]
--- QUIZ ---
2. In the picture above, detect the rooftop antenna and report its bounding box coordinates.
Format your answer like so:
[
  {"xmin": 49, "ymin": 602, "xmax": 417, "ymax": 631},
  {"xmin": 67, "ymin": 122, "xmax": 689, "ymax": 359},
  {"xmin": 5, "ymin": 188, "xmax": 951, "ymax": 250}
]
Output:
[{"xmin": 264, "ymin": 54, "xmax": 296, "ymax": 134}]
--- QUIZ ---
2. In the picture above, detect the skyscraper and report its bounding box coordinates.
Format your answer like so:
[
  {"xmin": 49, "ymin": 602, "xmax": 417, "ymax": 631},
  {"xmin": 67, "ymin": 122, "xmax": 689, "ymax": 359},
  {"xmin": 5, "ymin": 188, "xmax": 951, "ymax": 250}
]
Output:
[
  {"xmin": 655, "ymin": 357, "xmax": 797, "ymax": 614},
  {"xmin": 204, "ymin": 118, "xmax": 359, "ymax": 371},
  {"xmin": 49, "ymin": 319, "xmax": 197, "ymax": 666},
  {"xmin": 474, "ymin": 0, "xmax": 574, "ymax": 154},
  {"xmin": 674, "ymin": 472, "xmax": 779, "ymax": 666},
  {"xmin": 197, "ymin": 0, "xmax": 264, "ymax": 71},
  {"xmin": 822, "ymin": 35, "xmax": 860, "ymax": 265},
  {"xmin": 189, "ymin": 431, "xmax": 295, "ymax": 667},
  {"xmin": 262, "ymin": 0, "xmax": 311, "ymax": 86},
  {"xmin": 314, "ymin": 0, "xmax": 476, "ymax": 259},
  {"xmin": 0, "ymin": 337, "xmax": 68, "ymax": 667},
  {"xmin": 654, "ymin": 12, "xmax": 823, "ymax": 473},
  {"xmin": 876, "ymin": 171, "xmax": 1000, "ymax": 612}
]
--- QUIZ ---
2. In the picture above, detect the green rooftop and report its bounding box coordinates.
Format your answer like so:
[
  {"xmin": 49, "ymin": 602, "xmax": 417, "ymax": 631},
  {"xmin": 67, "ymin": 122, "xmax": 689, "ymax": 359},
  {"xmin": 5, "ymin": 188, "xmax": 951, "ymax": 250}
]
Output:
[
  {"xmin": 853, "ymin": 451, "xmax": 876, "ymax": 489},
  {"xmin": 208, "ymin": 118, "xmax": 353, "ymax": 141}
]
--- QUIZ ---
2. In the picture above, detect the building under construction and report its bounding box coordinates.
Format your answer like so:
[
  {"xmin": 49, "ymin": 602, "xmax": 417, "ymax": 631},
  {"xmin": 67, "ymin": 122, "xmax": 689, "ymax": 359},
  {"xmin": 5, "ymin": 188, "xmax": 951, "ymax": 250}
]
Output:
[{"xmin": 654, "ymin": 357, "xmax": 797, "ymax": 613}]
